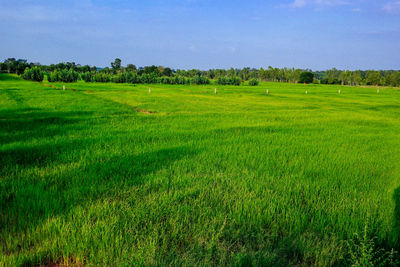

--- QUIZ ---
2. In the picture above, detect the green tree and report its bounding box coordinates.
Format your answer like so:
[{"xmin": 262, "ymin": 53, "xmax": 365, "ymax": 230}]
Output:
[
  {"xmin": 298, "ymin": 71, "xmax": 314, "ymax": 84},
  {"xmin": 394, "ymin": 72, "xmax": 400, "ymax": 87},
  {"xmin": 162, "ymin": 67, "xmax": 173, "ymax": 77},
  {"xmin": 352, "ymin": 71, "xmax": 363, "ymax": 85},
  {"xmin": 111, "ymin": 58, "xmax": 122, "ymax": 71},
  {"xmin": 248, "ymin": 78, "xmax": 259, "ymax": 86},
  {"xmin": 0, "ymin": 63, "xmax": 7, "ymax": 72},
  {"xmin": 366, "ymin": 71, "xmax": 381, "ymax": 85},
  {"xmin": 5, "ymin": 58, "xmax": 17, "ymax": 73},
  {"xmin": 144, "ymin": 65, "xmax": 160, "ymax": 76},
  {"xmin": 126, "ymin": 64, "xmax": 137, "ymax": 72},
  {"xmin": 21, "ymin": 67, "xmax": 44, "ymax": 82},
  {"xmin": 379, "ymin": 77, "xmax": 386, "ymax": 86},
  {"xmin": 228, "ymin": 68, "xmax": 235, "ymax": 78}
]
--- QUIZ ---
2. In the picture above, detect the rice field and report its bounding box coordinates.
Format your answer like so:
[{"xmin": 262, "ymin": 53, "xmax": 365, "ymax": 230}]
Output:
[{"xmin": 1, "ymin": 73, "xmax": 400, "ymax": 266}]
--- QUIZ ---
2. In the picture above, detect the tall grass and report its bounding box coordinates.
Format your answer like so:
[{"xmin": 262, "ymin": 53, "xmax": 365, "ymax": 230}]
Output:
[{"xmin": 1, "ymin": 74, "xmax": 400, "ymax": 266}]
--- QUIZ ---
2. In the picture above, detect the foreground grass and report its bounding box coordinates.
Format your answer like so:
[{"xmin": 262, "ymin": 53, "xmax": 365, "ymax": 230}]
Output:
[{"xmin": 1, "ymin": 74, "xmax": 400, "ymax": 266}]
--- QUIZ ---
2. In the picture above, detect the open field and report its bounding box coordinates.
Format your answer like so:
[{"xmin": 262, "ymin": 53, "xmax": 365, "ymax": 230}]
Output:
[{"xmin": 1, "ymin": 73, "xmax": 400, "ymax": 266}]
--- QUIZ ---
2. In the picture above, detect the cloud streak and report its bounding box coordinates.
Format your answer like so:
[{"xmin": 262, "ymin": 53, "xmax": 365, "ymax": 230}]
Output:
[
  {"xmin": 383, "ymin": 1, "xmax": 400, "ymax": 14},
  {"xmin": 282, "ymin": 0, "xmax": 350, "ymax": 8}
]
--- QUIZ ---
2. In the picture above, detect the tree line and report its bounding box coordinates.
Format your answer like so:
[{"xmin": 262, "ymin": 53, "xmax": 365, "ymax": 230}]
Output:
[{"xmin": 2, "ymin": 58, "xmax": 400, "ymax": 87}]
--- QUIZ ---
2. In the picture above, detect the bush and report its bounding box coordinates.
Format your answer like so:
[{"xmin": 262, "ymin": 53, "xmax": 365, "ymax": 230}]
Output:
[
  {"xmin": 217, "ymin": 76, "xmax": 241, "ymax": 85},
  {"xmin": 248, "ymin": 78, "xmax": 259, "ymax": 86},
  {"xmin": 94, "ymin": 73, "xmax": 111, "ymax": 83},
  {"xmin": 21, "ymin": 67, "xmax": 44, "ymax": 82},
  {"xmin": 48, "ymin": 69, "xmax": 79, "ymax": 83},
  {"xmin": 191, "ymin": 76, "xmax": 210, "ymax": 85},
  {"xmin": 140, "ymin": 73, "xmax": 158, "ymax": 84},
  {"xmin": 346, "ymin": 219, "xmax": 400, "ymax": 266},
  {"xmin": 159, "ymin": 76, "xmax": 173, "ymax": 84},
  {"xmin": 320, "ymin": 78, "xmax": 340, "ymax": 85},
  {"xmin": 126, "ymin": 72, "xmax": 140, "ymax": 84},
  {"xmin": 174, "ymin": 76, "xmax": 189, "ymax": 85},
  {"xmin": 84, "ymin": 72, "xmax": 204, "ymax": 85},
  {"xmin": 21, "ymin": 68, "xmax": 32, "ymax": 80},
  {"xmin": 81, "ymin": 72, "xmax": 94, "ymax": 82},
  {"xmin": 298, "ymin": 71, "xmax": 314, "ymax": 84},
  {"xmin": 231, "ymin": 77, "xmax": 241, "ymax": 86},
  {"xmin": 112, "ymin": 72, "xmax": 127, "ymax": 83}
]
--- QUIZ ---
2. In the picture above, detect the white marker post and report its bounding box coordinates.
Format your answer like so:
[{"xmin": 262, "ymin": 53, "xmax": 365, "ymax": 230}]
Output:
[
  {"xmin": 63, "ymin": 85, "xmax": 65, "ymax": 91},
  {"xmin": 149, "ymin": 88, "xmax": 151, "ymax": 93},
  {"xmin": 338, "ymin": 89, "xmax": 341, "ymax": 94},
  {"xmin": 305, "ymin": 90, "xmax": 308, "ymax": 94},
  {"xmin": 266, "ymin": 89, "xmax": 269, "ymax": 94},
  {"xmin": 377, "ymin": 88, "xmax": 380, "ymax": 93},
  {"xmin": 214, "ymin": 88, "xmax": 217, "ymax": 94}
]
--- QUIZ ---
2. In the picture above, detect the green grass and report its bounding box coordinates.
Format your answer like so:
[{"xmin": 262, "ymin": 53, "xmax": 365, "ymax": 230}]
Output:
[{"xmin": 1, "ymin": 73, "xmax": 400, "ymax": 266}]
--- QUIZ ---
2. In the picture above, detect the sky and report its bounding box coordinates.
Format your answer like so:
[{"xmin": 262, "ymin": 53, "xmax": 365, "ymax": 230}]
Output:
[{"xmin": 0, "ymin": 0, "xmax": 399, "ymax": 70}]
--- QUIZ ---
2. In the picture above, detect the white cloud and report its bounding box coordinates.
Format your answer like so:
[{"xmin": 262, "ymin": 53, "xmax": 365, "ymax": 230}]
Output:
[
  {"xmin": 383, "ymin": 1, "xmax": 400, "ymax": 13},
  {"xmin": 282, "ymin": 0, "xmax": 350, "ymax": 8},
  {"xmin": 291, "ymin": 0, "xmax": 307, "ymax": 8},
  {"xmin": 314, "ymin": 0, "xmax": 349, "ymax": 6},
  {"xmin": 0, "ymin": 5, "xmax": 63, "ymax": 22}
]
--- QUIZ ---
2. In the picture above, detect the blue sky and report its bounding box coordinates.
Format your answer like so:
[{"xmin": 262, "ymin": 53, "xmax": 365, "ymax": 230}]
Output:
[{"xmin": 0, "ymin": 0, "xmax": 399, "ymax": 70}]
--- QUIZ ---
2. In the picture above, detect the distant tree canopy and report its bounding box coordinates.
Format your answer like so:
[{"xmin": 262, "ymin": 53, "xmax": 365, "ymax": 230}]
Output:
[
  {"xmin": 48, "ymin": 69, "xmax": 79, "ymax": 83},
  {"xmin": 3, "ymin": 57, "xmax": 400, "ymax": 87},
  {"xmin": 162, "ymin": 67, "xmax": 173, "ymax": 77},
  {"xmin": 111, "ymin": 58, "xmax": 122, "ymax": 71},
  {"xmin": 126, "ymin": 64, "xmax": 137, "ymax": 72},
  {"xmin": 1, "ymin": 58, "xmax": 31, "ymax": 75},
  {"xmin": 366, "ymin": 71, "xmax": 381, "ymax": 86},
  {"xmin": 299, "ymin": 72, "xmax": 314, "ymax": 84}
]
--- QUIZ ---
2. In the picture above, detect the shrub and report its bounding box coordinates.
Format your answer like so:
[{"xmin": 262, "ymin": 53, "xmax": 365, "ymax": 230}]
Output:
[
  {"xmin": 346, "ymin": 219, "xmax": 399, "ymax": 266},
  {"xmin": 21, "ymin": 67, "xmax": 44, "ymax": 82},
  {"xmin": 191, "ymin": 76, "xmax": 210, "ymax": 85},
  {"xmin": 179, "ymin": 76, "xmax": 190, "ymax": 85},
  {"xmin": 48, "ymin": 70, "xmax": 59, "ymax": 82},
  {"xmin": 126, "ymin": 72, "xmax": 139, "ymax": 84},
  {"xmin": 298, "ymin": 71, "xmax": 314, "ymax": 84},
  {"xmin": 159, "ymin": 76, "xmax": 173, "ymax": 84},
  {"xmin": 65, "ymin": 69, "xmax": 79, "ymax": 82},
  {"xmin": 248, "ymin": 78, "xmax": 259, "ymax": 86},
  {"xmin": 48, "ymin": 69, "xmax": 79, "ymax": 83},
  {"xmin": 112, "ymin": 72, "xmax": 127, "ymax": 83},
  {"xmin": 140, "ymin": 73, "xmax": 158, "ymax": 84},
  {"xmin": 94, "ymin": 73, "xmax": 111, "ymax": 83},
  {"xmin": 232, "ymin": 77, "xmax": 241, "ymax": 86},
  {"xmin": 21, "ymin": 68, "xmax": 32, "ymax": 80},
  {"xmin": 320, "ymin": 78, "xmax": 340, "ymax": 85},
  {"xmin": 81, "ymin": 72, "xmax": 94, "ymax": 82},
  {"xmin": 217, "ymin": 76, "xmax": 241, "ymax": 85}
]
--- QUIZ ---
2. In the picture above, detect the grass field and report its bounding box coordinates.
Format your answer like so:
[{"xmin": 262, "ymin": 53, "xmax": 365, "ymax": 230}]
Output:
[{"xmin": 1, "ymin": 73, "xmax": 400, "ymax": 266}]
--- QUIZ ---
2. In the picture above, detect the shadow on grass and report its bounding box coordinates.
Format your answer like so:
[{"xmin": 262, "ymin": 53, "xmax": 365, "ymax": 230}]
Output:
[
  {"xmin": 393, "ymin": 187, "xmax": 400, "ymax": 249},
  {"xmin": 0, "ymin": 108, "xmax": 94, "ymax": 145},
  {"xmin": 0, "ymin": 105, "xmax": 197, "ymax": 240},
  {"xmin": 0, "ymin": 73, "xmax": 21, "ymax": 81},
  {"xmin": 0, "ymin": 140, "xmax": 85, "ymax": 169},
  {"xmin": 0, "ymin": 145, "xmax": 197, "ymax": 257}
]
